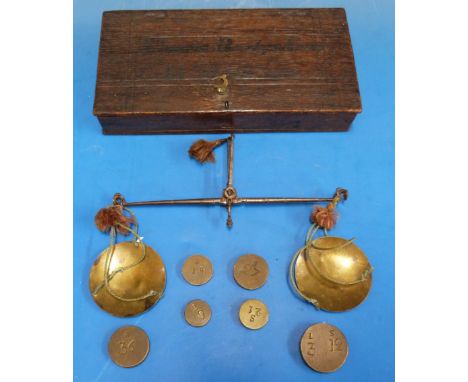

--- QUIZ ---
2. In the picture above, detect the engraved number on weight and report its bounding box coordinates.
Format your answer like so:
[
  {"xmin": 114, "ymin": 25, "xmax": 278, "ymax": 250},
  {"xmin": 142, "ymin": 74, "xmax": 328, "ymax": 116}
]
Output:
[
  {"xmin": 241, "ymin": 262, "xmax": 260, "ymax": 277},
  {"xmin": 307, "ymin": 331, "xmax": 315, "ymax": 356},
  {"xmin": 307, "ymin": 342, "xmax": 316, "ymax": 356},
  {"xmin": 119, "ymin": 337, "xmax": 135, "ymax": 355},
  {"xmin": 328, "ymin": 338, "xmax": 344, "ymax": 352},
  {"xmin": 192, "ymin": 262, "xmax": 204, "ymax": 275},
  {"xmin": 248, "ymin": 305, "xmax": 262, "ymax": 322},
  {"xmin": 328, "ymin": 329, "xmax": 343, "ymax": 352},
  {"xmin": 192, "ymin": 304, "xmax": 205, "ymax": 320}
]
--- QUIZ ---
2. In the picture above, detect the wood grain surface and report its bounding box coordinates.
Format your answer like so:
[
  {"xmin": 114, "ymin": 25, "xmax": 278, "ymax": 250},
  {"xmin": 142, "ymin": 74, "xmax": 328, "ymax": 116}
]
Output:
[{"xmin": 93, "ymin": 8, "xmax": 362, "ymax": 134}]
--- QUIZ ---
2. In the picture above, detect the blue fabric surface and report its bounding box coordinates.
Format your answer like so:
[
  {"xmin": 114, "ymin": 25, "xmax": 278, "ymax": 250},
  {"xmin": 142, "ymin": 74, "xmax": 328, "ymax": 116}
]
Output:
[{"xmin": 74, "ymin": 1, "xmax": 394, "ymax": 380}]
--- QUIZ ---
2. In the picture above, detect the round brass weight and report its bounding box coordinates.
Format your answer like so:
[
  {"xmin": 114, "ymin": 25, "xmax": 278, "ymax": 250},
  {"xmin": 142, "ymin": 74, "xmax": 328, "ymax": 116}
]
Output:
[
  {"xmin": 108, "ymin": 325, "xmax": 150, "ymax": 368},
  {"xmin": 89, "ymin": 241, "xmax": 166, "ymax": 317},
  {"xmin": 184, "ymin": 299, "xmax": 212, "ymax": 327},
  {"xmin": 233, "ymin": 254, "xmax": 269, "ymax": 290},
  {"xmin": 294, "ymin": 236, "xmax": 372, "ymax": 312},
  {"xmin": 239, "ymin": 299, "xmax": 269, "ymax": 330},
  {"xmin": 181, "ymin": 255, "xmax": 213, "ymax": 286},
  {"xmin": 300, "ymin": 323, "xmax": 349, "ymax": 373}
]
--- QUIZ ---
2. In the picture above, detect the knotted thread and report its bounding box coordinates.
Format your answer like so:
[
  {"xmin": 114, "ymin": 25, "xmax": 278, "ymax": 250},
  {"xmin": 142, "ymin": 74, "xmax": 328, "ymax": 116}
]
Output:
[
  {"xmin": 309, "ymin": 189, "xmax": 346, "ymax": 231},
  {"xmin": 92, "ymin": 205, "xmax": 160, "ymax": 302},
  {"xmin": 95, "ymin": 204, "xmax": 135, "ymax": 235}
]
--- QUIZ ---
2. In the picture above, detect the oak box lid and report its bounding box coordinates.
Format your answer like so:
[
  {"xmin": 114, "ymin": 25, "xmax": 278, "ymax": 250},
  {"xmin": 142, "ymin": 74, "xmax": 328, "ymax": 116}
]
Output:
[{"xmin": 93, "ymin": 8, "xmax": 362, "ymax": 134}]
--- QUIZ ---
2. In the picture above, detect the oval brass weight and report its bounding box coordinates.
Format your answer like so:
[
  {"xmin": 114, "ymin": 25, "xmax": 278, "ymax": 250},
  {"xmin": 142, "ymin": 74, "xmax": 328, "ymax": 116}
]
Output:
[
  {"xmin": 300, "ymin": 323, "xmax": 349, "ymax": 373},
  {"xmin": 182, "ymin": 255, "xmax": 213, "ymax": 286}
]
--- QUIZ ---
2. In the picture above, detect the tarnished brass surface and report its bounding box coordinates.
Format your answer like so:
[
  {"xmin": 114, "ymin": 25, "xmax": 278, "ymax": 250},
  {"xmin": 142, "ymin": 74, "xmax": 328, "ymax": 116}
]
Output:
[
  {"xmin": 233, "ymin": 254, "xmax": 269, "ymax": 290},
  {"xmin": 184, "ymin": 299, "xmax": 212, "ymax": 327},
  {"xmin": 300, "ymin": 323, "xmax": 349, "ymax": 373},
  {"xmin": 239, "ymin": 299, "xmax": 269, "ymax": 330},
  {"xmin": 213, "ymin": 74, "xmax": 229, "ymax": 94},
  {"xmin": 89, "ymin": 241, "xmax": 166, "ymax": 317},
  {"xmin": 181, "ymin": 255, "xmax": 213, "ymax": 286},
  {"xmin": 108, "ymin": 325, "xmax": 150, "ymax": 368},
  {"xmin": 295, "ymin": 236, "xmax": 372, "ymax": 312}
]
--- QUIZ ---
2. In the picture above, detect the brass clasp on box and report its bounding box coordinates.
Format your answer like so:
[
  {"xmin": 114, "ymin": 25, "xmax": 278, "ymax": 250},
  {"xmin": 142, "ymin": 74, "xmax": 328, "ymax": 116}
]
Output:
[{"xmin": 213, "ymin": 74, "xmax": 229, "ymax": 94}]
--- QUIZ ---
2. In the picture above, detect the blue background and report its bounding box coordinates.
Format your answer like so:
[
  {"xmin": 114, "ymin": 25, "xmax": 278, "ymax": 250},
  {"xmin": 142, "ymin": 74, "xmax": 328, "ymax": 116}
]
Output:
[{"xmin": 74, "ymin": 1, "xmax": 394, "ymax": 381}]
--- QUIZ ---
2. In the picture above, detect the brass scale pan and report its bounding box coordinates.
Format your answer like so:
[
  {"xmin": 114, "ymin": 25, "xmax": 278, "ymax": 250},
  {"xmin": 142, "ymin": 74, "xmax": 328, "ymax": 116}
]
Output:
[
  {"xmin": 293, "ymin": 236, "xmax": 372, "ymax": 312},
  {"xmin": 89, "ymin": 242, "xmax": 166, "ymax": 317}
]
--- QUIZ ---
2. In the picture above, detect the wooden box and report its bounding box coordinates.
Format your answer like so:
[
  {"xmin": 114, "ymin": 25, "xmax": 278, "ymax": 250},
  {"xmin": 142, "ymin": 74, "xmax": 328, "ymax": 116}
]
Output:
[{"xmin": 93, "ymin": 9, "xmax": 361, "ymax": 134}]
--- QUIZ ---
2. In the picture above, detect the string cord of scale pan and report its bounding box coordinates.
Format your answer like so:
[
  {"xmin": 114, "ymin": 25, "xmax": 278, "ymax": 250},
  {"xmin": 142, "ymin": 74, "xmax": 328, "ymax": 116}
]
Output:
[{"xmin": 289, "ymin": 224, "xmax": 356, "ymax": 308}]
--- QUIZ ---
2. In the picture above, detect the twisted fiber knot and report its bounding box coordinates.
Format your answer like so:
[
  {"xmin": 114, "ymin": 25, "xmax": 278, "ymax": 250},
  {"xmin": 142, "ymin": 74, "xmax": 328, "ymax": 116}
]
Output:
[
  {"xmin": 95, "ymin": 205, "xmax": 135, "ymax": 235},
  {"xmin": 188, "ymin": 138, "xmax": 228, "ymax": 164}
]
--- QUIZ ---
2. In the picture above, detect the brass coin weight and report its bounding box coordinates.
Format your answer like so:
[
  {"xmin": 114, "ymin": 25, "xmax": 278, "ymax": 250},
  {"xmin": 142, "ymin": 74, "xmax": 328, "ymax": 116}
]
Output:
[
  {"xmin": 233, "ymin": 254, "xmax": 269, "ymax": 290},
  {"xmin": 300, "ymin": 323, "xmax": 349, "ymax": 373},
  {"xmin": 184, "ymin": 299, "xmax": 212, "ymax": 327},
  {"xmin": 181, "ymin": 255, "xmax": 213, "ymax": 286},
  {"xmin": 108, "ymin": 325, "xmax": 150, "ymax": 368},
  {"xmin": 239, "ymin": 299, "xmax": 269, "ymax": 330},
  {"xmin": 90, "ymin": 202, "xmax": 166, "ymax": 317}
]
